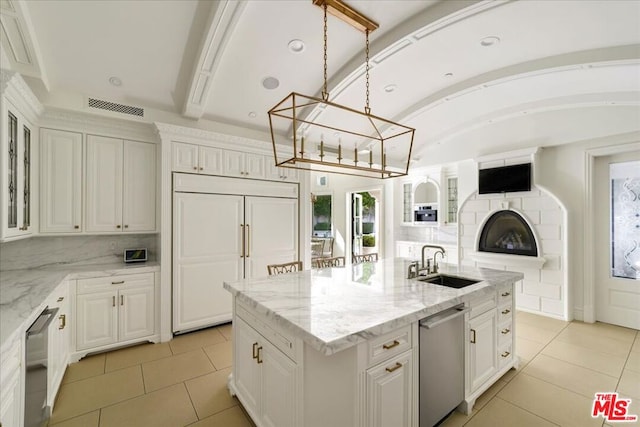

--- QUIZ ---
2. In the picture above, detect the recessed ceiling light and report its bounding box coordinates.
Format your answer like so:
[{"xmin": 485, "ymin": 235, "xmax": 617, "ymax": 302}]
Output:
[
  {"xmin": 480, "ymin": 36, "xmax": 500, "ymax": 47},
  {"xmin": 248, "ymin": 111, "xmax": 257, "ymax": 118},
  {"xmin": 108, "ymin": 76, "xmax": 122, "ymax": 87},
  {"xmin": 288, "ymin": 39, "xmax": 305, "ymax": 53},
  {"xmin": 444, "ymin": 72, "xmax": 454, "ymax": 78},
  {"xmin": 262, "ymin": 76, "xmax": 280, "ymax": 90},
  {"xmin": 384, "ymin": 84, "xmax": 397, "ymax": 93}
]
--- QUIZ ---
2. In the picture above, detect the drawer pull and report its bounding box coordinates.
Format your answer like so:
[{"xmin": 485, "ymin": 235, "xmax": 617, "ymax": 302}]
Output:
[
  {"xmin": 256, "ymin": 346, "xmax": 263, "ymax": 364},
  {"xmin": 252, "ymin": 342, "xmax": 259, "ymax": 359},
  {"xmin": 501, "ymin": 328, "xmax": 510, "ymax": 335},
  {"xmin": 57, "ymin": 297, "xmax": 64, "ymax": 302},
  {"xmin": 501, "ymin": 292, "xmax": 511, "ymax": 297},
  {"xmin": 120, "ymin": 295, "xmax": 124, "ymax": 306},
  {"xmin": 501, "ymin": 351, "xmax": 511, "ymax": 358},
  {"xmin": 58, "ymin": 314, "xmax": 66, "ymax": 330},
  {"xmin": 74, "ymin": 225, "xmax": 79, "ymax": 229},
  {"xmin": 501, "ymin": 309, "xmax": 511, "ymax": 315},
  {"xmin": 470, "ymin": 328, "xmax": 476, "ymax": 344},
  {"xmin": 385, "ymin": 362, "xmax": 403, "ymax": 373},
  {"xmin": 111, "ymin": 280, "xmax": 125, "ymax": 285},
  {"xmin": 112, "ymin": 296, "xmax": 116, "ymax": 307},
  {"xmin": 382, "ymin": 340, "xmax": 400, "ymax": 350}
]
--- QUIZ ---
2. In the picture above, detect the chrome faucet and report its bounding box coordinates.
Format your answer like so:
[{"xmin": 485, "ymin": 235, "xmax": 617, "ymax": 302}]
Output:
[
  {"xmin": 407, "ymin": 260, "xmax": 420, "ymax": 279},
  {"xmin": 421, "ymin": 245, "xmax": 446, "ymax": 274}
]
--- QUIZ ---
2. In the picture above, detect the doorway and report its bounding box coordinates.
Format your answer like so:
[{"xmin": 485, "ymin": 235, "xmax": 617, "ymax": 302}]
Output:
[
  {"xmin": 348, "ymin": 189, "xmax": 381, "ymax": 259},
  {"xmin": 594, "ymin": 153, "xmax": 640, "ymax": 329}
]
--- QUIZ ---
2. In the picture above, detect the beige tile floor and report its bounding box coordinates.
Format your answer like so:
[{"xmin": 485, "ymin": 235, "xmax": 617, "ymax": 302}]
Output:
[{"xmin": 48, "ymin": 313, "xmax": 640, "ymax": 427}]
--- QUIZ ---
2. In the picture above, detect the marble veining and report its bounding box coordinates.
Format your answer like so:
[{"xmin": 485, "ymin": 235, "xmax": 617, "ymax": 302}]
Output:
[
  {"xmin": 0, "ymin": 262, "xmax": 159, "ymax": 348},
  {"xmin": 224, "ymin": 258, "xmax": 523, "ymax": 355}
]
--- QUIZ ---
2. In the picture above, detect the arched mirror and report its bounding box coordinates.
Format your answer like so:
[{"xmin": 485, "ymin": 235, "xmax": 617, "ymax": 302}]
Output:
[{"xmin": 414, "ymin": 181, "xmax": 438, "ymax": 205}]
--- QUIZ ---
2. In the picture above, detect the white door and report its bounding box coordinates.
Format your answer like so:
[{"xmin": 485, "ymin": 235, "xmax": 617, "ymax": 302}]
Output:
[
  {"xmin": 245, "ymin": 196, "xmax": 298, "ymax": 278},
  {"xmin": 352, "ymin": 193, "xmax": 363, "ymax": 256},
  {"xmin": 233, "ymin": 317, "xmax": 262, "ymax": 421},
  {"xmin": 468, "ymin": 309, "xmax": 497, "ymax": 393},
  {"xmin": 40, "ymin": 129, "xmax": 82, "ymax": 233},
  {"xmin": 244, "ymin": 153, "xmax": 265, "ymax": 179},
  {"xmin": 223, "ymin": 150, "xmax": 245, "ymax": 177},
  {"xmin": 365, "ymin": 351, "xmax": 413, "ymax": 427},
  {"xmin": 86, "ymin": 135, "xmax": 123, "ymax": 232},
  {"xmin": 173, "ymin": 192, "xmax": 243, "ymax": 332},
  {"xmin": 172, "ymin": 142, "xmax": 199, "ymax": 173},
  {"xmin": 119, "ymin": 286, "xmax": 155, "ymax": 341},
  {"xmin": 261, "ymin": 339, "xmax": 298, "ymax": 427},
  {"xmin": 76, "ymin": 291, "xmax": 118, "ymax": 350},
  {"xmin": 199, "ymin": 146, "xmax": 224, "ymax": 175},
  {"xmin": 122, "ymin": 140, "xmax": 156, "ymax": 232},
  {"xmin": 595, "ymin": 153, "xmax": 640, "ymax": 329}
]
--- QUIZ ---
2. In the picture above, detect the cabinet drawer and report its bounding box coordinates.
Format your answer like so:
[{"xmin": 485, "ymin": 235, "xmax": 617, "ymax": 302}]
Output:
[
  {"xmin": 77, "ymin": 272, "xmax": 154, "ymax": 294},
  {"xmin": 497, "ymin": 284, "xmax": 513, "ymax": 305},
  {"xmin": 498, "ymin": 320, "xmax": 513, "ymax": 347},
  {"xmin": 367, "ymin": 324, "xmax": 412, "ymax": 367},
  {"xmin": 236, "ymin": 301, "xmax": 297, "ymax": 361},
  {"xmin": 498, "ymin": 343, "xmax": 513, "ymax": 369},
  {"xmin": 469, "ymin": 294, "xmax": 496, "ymax": 319},
  {"xmin": 498, "ymin": 303, "xmax": 513, "ymax": 324}
]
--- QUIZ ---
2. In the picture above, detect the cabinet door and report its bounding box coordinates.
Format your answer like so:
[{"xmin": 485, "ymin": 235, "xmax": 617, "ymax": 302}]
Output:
[
  {"xmin": 119, "ymin": 285, "xmax": 155, "ymax": 342},
  {"xmin": 265, "ymin": 159, "xmax": 283, "ymax": 181},
  {"xmin": 365, "ymin": 350, "xmax": 413, "ymax": 427},
  {"xmin": 468, "ymin": 309, "xmax": 498, "ymax": 392},
  {"xmin": 76, "ymin": 291, "xmax": 118, "ymax": 350},
  {"xmin": 244, "ymin": 153, "xmax": 265, "ymax": 179},
  {"xmin": 233, "ymin": 317, "xmax": 261, "ymax": 420},
  {"xmin": 199, "ymin": 146, "xmax": 223, "ymax": 175},
  {"xmin": 245, "ymin": 196, "xmax": 298, "ymax": 278},
  {"xmin": 0, "ymin": 336, "xmax": 22, "ymax": 427},
  {"xmin": 86, "ymin": 135, "xmax": 123, "ymax": 232},
  {"xmin": 261, "ymin": 339, "xmax": 298, "ymax": 427},
  {"xmin": 122, "ymin": 140, "xmax": 156, "ymax": 232},
  {"xmin": 48, "ymin": 281, "xmax": 70, "ymax": 408},
  {"xmin": 172, "ymin": 142, "xmax": 198, "ymax": 173},
  {"xmin": 173, "ymin": 192, "xmax": 243, "ymax": 332},
  {"xmin": 223, "ymin": 150, "xmax": 245, "ymax": 177},
  {"xmin": 40, "ymin": 129, "xmax": 82, "ymax": 233}
]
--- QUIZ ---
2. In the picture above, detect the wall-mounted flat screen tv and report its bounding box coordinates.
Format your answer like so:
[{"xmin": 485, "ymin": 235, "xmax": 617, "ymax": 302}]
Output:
[{"xmin": 479, "ymin": 163, "xmax": 532, "ymax": 194}]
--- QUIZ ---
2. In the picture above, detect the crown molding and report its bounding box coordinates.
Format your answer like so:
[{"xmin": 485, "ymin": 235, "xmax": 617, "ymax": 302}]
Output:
[{"xmin": 1, "ymin": 68, "xmax": 43, "ymax": 123}]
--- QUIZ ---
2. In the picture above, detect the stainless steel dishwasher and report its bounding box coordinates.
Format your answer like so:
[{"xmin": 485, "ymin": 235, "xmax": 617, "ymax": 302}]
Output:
[
  {"xmin": 419, "ymin": 303, "xmax": 469, "ymax": 427},
  {"xmin": 24, "ymin": 306, "xmax": 59, "ymax": 427}
]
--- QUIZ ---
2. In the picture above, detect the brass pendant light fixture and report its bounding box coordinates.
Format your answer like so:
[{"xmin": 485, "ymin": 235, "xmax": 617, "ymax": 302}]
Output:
[{"xmin": 267, "ymin": 0, "xmax": 415, "ymax": 179}]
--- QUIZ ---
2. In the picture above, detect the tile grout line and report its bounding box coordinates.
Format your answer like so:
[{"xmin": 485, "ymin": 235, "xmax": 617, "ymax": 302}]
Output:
[{"xmin": 493, "ymin": 396, "xmax": 562, "ymax": 426}]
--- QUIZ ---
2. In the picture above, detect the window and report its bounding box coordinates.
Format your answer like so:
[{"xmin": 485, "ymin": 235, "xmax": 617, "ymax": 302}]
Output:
[{"xmin": 312, "ymin": 194, "xmax": 332, "ymax": 237}]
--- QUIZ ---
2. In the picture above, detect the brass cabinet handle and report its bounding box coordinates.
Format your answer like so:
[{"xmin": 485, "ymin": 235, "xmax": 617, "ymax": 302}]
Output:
[
  {"xmin": 501, "ymin": 351, "xmax": 511, "ymax": 358},
  {"xmin": 116, "ymin": 225, "xmax": 121, "ymax": 229},
  {"xmin": 240, "ymin": 224, "xmax": 245, "ymax": 258},
  {"xmin": 112, "ymin": 280, "xmax": 125, "ymax": 285},
  {"xmin": 112, "ymin": 296, "xmax": 116, "ymax": 307},
  {"xmin": 120, "ymin": 295, "xmax": 124, "ymax": 306},
  {"xmin": 74, "ymin": 225, "xmax": 79, "ymax": 229},
  {"xmin": 256, "ymin": 346, "xmax": 263, "ymax": 364},
  {"xmin": 246, "ymin": 224, "xmax": 250, "ymax": 257},
  {"xmin": 470, "ymin": 328, "xmax": 476, "ymax": 343},
  {"xmin": 252, "ymin": 342, "xmax": 259, "ymax": 359},
  {"xmin": 501, "ymin": 309, "xmax": 511, "ymax": 315},
  {"xmin": 501, "ymin": 292, "xmax": 511, "ymax": 297},
  {"xmin": 124, "ymin": 225, "xmax": 129, "ymax": 229},
  {"xmin": 193, "ymin": 166, "xmax": 198, "ymax": 170},
  {"xmin": 382, "ymin": 340, "xmax": 400, "ymax": 350},
  {"xmin": 58, "ymin": 314, "xmax": 66, "ymax": 330},
  {"xmin": 385, "ymin": 362, "xmax": 403, "ymax": 373},
  {"xmin": 501, "ymin": 328, "xmax": 510, "ymax": 335},
  {"xmin": 57, "ymin": 297, "xmax": 64, "ymax": 302}
]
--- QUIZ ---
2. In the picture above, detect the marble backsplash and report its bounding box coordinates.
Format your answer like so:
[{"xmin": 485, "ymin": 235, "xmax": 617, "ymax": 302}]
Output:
[
  {"xmin": 395, "ymin": 224, "xmax": 457, "ymax": 245},
  {"xmin": 0, "ymin": 234, "xmax": 158, "ymax": 271}
]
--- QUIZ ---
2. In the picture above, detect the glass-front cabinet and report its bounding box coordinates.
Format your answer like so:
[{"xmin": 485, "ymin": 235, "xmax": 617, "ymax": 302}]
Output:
[
  {"xmin": 401, "ymin": 178, "xmax": 439, "ymax": 226},
  {"xmin": 2, "ymin": 101, "xmax": 34, "ymax": 240}
]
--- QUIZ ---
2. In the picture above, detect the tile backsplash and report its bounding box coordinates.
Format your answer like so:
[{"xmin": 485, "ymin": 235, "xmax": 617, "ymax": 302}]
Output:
[{"xmin": 0, "ymin": 234, "xmax": 158, "ymax": 271}]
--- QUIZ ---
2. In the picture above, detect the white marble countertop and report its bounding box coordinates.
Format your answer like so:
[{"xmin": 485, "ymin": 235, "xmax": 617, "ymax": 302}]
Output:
[
  {"xmin": 0, "ymin": 262, "xmax": 159, "ymax": 348},
  {"xmin": 224, "ymin": 258, "xmax": 523, "ymax": 355}
]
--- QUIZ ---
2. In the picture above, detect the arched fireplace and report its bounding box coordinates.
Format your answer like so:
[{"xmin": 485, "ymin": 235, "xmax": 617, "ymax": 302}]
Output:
[{"xmin": 478, "ymin": 210, "xmax": 538, "ymax": 257}]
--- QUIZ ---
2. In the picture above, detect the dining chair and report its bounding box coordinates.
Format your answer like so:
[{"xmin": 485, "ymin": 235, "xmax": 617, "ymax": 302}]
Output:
[
  {"xmin": 313, "ymin": 256, "xmax": 345, "ymax": 268},
  {"xmin": 267, "ymin": 261, "xmax": 303, "ymax": 275},
  {"xmin": 352, "ymin": 253, "xmax": 378, "ymax": 264}
]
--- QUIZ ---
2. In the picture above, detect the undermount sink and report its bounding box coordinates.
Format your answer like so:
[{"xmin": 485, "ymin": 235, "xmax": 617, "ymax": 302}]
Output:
[{"xmin": 419, "ymin": 274, "xmax": 480, "ymax": 289}]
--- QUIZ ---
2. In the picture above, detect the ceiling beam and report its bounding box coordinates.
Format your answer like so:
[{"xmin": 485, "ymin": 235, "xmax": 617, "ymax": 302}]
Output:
[{"xmin": 182, "ymin": 0, "xmax": 246, "ymax": 119}]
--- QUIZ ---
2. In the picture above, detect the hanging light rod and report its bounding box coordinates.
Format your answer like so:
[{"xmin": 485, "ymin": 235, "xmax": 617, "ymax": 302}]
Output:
[{"xmin": 312, "ymin": 0, "xmax": 379, "ymax": 33}]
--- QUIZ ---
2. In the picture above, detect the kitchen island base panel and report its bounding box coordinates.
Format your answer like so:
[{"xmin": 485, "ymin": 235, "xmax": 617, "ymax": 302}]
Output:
[{"xmin": 458, "ymin": 361, "xmax": 519, "ymax": 415}]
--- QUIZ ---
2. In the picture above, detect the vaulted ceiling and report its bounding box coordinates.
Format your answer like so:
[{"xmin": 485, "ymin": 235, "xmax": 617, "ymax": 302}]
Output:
[{"xmin": 2, "ymin": 0, "xmax": 639, "ymax": 166}]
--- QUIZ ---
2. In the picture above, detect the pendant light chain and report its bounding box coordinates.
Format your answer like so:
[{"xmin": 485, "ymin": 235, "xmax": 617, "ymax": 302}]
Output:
[
  {"xmin": 364, "ymin": 29, "xmax": 371, "ymax": 115},
  {"xmin": 322, "ymin": 4, "xmax": 329, "ymax": 101}
]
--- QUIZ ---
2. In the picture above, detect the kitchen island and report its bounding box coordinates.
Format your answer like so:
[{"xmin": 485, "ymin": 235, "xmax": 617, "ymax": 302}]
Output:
[{"xmin": 223, "ymin": 258, "xmax": 523, "ymax": 427}]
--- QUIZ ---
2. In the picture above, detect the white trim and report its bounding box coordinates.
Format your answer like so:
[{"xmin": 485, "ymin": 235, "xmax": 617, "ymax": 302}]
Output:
[{"xmin": 469, "ymin": 251, "xmax": 546, "ymax": 269}]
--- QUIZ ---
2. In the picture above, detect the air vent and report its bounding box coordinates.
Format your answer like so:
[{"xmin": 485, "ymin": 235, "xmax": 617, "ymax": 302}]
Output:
[{"xmin": 88, "ymin": 98, "xmax": 144, "ymax": 117}]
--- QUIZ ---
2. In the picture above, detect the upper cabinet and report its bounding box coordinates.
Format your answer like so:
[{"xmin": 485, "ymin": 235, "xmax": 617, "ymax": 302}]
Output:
[
  {"xmin": 223, "ymin": 150, "xmax": 264, "ymax": 179},
  {"xmin": 1, "ymin": 100, "xmax": 35, "ymax": 240},
  {"xmin": 86, "ymin": 135, "xmax": 156, "ymax": 233},
  {"xmin": 172, "ymin": 142, "xmax": 223, "ymax": 175},
  {"xmin": 40, "ymin": 129, "xmax": 83, "ymax": 233}
]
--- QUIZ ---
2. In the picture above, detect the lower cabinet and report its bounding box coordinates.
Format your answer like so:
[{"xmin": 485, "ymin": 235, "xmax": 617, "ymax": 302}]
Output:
[
  {"xmin": 47, "ymin": 281, "xmax": 71, "ymax": 408},
  {"xmin": 365, "ymin": 350, "xmax": 414, "ymax": 427},
  {"xmin": 467, "ymin": 308, "xmax": 497, "ymax": 392},
  {"xmin": 0, "ymin": 332, "xmax": 23, "ymax": 427},
  {"xmin": 234, "ymin": 316, "xmax": 298, "ymax": 427},
  {"xmin": 76, "ymin": 273, "xmax": 156, "ymax": 352}
]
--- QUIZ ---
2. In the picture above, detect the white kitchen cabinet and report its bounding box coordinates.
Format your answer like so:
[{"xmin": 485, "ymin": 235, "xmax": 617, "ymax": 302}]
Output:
[
  {"xmin": 47, "ymin": 281, "xmax": 70, "ymax": 408},
  {"xmin": 1, "ymin": 100, "xmax": 34, "ymax": 240},
  {"xmin": 0, "ymin": 332, "xmax": 23, "ymax": 427},
  {"xmin": 234, "ymin": 316, "xmax": 298, "ymax": 427},
  {"xmin": 365, "ymin": 349, "xmax": 414, "ymax": 427},
  {"xmin": 86, "ymin": 135, "xmax": 156, "ymax": 233},
  {"xmin": 467, "ymin": 308, "xmax": 498, "ymax": 393},
  {"xmin": 265, "ymin": 158, "xmax": 299, "ymax": 182},
  {"xmin": 75, "ymin": 273, "xmax": 156, "ymax": 352},
  {"xmin": 172, "ymin": 142, "xmax": 223, "ymax": 175},
  {"xmin": 173, "ymin": 174, "xmax": 298, "ymax": 333},
  {"xmin": 224, "ymin": 150, "xmax": 265, "ymax": 179},
  {"xmin": 40, "ymin": 129, "xmax": 83, "ymax": 233}
]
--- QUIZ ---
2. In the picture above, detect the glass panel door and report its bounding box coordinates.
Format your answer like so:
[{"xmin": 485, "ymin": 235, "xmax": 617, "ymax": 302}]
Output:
[
  {"xmin": 7, "ymin": 112, "xmax": 17, "ymax": 229},
  {"xmin": 23, "ymin": 125, "xmax": 31, "ymax": 229},
  {"xmin": 611, "ymin": 161, "xmax": 640, "ymax": 279}
]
